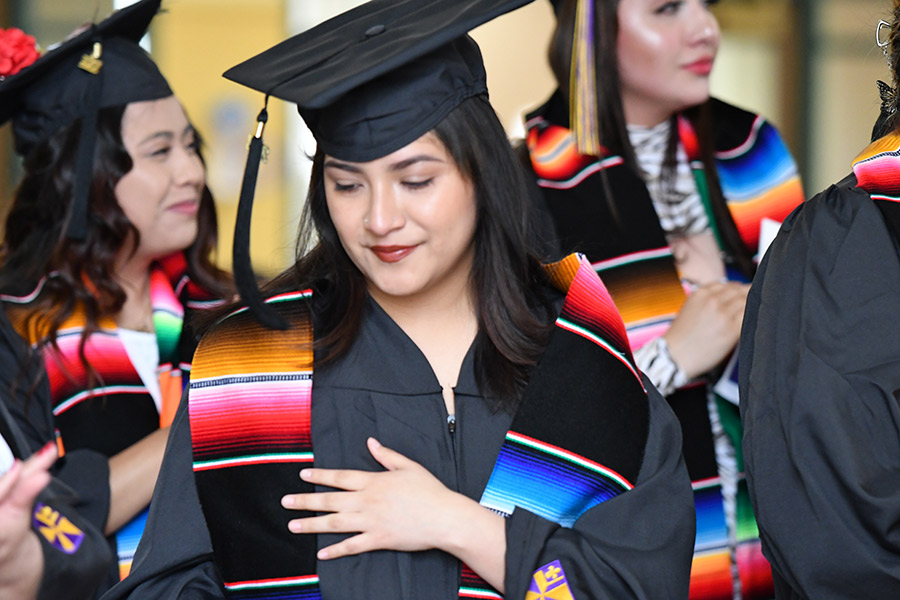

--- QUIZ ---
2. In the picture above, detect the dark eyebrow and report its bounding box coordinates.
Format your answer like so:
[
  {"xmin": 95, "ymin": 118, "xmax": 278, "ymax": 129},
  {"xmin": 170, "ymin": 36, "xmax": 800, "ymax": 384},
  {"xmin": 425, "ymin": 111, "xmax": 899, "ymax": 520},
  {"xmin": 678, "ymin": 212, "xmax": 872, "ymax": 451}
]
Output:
[
  {"xmin": 137, "ymin": 125, "xmax": 195, "ymax": 147},
  {"xmin": 323, "ymin": 154, "xmax": 444, "ymax": 174},
  {"xmin": 137, "ymin": 131, "xmax": 174, "ymax": 146},
  {"xmin": 388, "ymin": 155, "xmax": 443, "ymax": 171},
  {"xmin": 323, "ymin": 160, "xmax": 362, "ymax": 174}
]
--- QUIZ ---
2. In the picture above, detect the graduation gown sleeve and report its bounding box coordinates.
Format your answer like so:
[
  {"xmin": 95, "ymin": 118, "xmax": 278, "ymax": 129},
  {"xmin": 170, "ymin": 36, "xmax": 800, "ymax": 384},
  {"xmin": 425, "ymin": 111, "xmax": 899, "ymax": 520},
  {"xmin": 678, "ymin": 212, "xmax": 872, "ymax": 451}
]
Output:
[
  {"xmin": 99, "ymin": 399, "xmax": 224, "ymax": 600},
  {"xmin": 739, "ymin": 177, "xmax": 900, "ymax": 598},
  {"xmin": 0, "ymin": 395, "xmax": 112, "ymax": 600},
  {"xmin": 504, "ymin": 375, "xmax": 696, "ymax": 599},
  {"xmin": 0, "ymin": 305, "xmax": 112, "ymax": 533},
  {"xmin": 33, "ymin": 468, "xmax": 114, "ymax": 600}
]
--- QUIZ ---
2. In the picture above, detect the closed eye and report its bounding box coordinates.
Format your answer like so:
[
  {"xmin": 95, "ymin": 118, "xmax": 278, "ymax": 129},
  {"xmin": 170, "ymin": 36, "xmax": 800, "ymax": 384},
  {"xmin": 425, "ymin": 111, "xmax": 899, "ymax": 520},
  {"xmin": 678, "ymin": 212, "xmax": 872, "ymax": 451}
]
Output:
[
  {"xmin": 333, "ymin": 182, "xmax": 361, "ymax": 193},
  {"xmin": 150, "ymin": 146, "xmax": 172, "ymax": 158},
  {"xmin": 655, "ymin": 1, "xmax": 682, "ymax": 15},
  {"xmin": 402, "ymin": 178, "xmax": 434, "ymax": 190}
]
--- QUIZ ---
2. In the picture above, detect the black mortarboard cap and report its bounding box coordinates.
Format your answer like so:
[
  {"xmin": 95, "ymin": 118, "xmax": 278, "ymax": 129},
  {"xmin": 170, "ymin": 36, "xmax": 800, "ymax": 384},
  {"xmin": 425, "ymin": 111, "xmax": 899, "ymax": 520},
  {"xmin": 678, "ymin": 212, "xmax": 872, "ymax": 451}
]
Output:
[
  {"xmin": 0, "ymin": 0, "xmax": 171, "ymax": 240},
  {"xmin": 223, "ymin": 0, "xmax": 534, "ymax": 328}
]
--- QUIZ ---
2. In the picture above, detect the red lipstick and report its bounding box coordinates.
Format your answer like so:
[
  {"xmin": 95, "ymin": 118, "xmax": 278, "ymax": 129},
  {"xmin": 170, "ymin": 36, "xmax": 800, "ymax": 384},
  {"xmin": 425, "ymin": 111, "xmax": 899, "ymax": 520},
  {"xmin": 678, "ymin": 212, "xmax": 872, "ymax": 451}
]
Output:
[
  {"xmin": 684, "ymin": 58, "xmax": 714, "ymax": 76},
  {"xmin": 370, "ymin": 245, "xmax": 416, "ymax": 263}
]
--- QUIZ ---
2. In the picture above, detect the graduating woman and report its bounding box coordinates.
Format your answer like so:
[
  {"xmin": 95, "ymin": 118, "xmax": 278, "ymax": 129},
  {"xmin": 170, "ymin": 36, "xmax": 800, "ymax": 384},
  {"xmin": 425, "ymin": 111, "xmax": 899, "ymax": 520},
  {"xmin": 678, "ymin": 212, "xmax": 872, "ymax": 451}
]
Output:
[
  {"xmin": 0, "ymin": 0, "xmax": 231, "ymax": 593},
  {"xmin": 106, "ymin": 0, "xmax": 696, "ymax": 598},
  {"xmin": 739, "ymin": 3, "xmax": 900, "ymax": 597},
  {"xmin": 520, "ymin": 1, "xmax": 805, "ymax": 597}
]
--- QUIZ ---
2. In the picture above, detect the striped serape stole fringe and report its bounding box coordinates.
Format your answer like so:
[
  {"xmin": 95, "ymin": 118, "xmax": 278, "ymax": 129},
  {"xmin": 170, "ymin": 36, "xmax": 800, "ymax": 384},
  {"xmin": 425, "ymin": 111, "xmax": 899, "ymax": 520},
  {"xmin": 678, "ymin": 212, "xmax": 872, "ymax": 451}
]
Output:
[
  {"xmin": 477, "ymin": 254, "xmax": 649, "ymax": 595},
  {"xmin": 679, "ymin": 110, "xmax": 803, "ymax": 253},
  {"xmin": 189, "ymin": 290, "xmax": 322, "ymax": 600},
  {"xmin": 460, "ymin": 564, "xmax": 502, "ymax": 599},
  {"xmin": 854, "ymin": 131, "xmax": 900, "ymax": 240}
]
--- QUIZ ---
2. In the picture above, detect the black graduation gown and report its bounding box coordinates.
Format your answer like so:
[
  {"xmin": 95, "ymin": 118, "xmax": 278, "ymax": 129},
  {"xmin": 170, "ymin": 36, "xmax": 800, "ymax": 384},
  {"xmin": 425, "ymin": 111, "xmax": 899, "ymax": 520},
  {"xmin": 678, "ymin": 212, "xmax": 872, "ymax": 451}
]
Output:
[
  {"xmin": 0, "ymin": 310, "xmax": 112, "ymax": 600},
  {"xmin": 103, "ymin": 299, "xmax": 695, "ymax": 599},
  {"xmin": 739, "ymin": 174, "xmax": 900, "ymax": 598}
]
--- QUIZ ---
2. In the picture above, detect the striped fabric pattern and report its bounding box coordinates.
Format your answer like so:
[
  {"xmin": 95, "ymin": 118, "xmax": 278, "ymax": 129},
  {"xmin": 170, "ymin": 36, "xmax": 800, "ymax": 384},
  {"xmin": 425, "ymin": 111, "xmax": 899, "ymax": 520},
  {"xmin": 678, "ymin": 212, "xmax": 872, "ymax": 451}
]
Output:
[
  {"xmin": 689, "ymin": 479, "xmax": 732, "ymax": 598},
  {"xmin": 853, "ymin": 130, "xmax": 900, "ymax": 193},
  {"xmin": 527, "ymin": 103, "xmax": 801, "ymax": 600},
  {"xmin": 680, "ymin": 115, "xmax": 803, "ymax": 251},
  {"xmin": 189, "ymin": 255, "xmax": 647, "ymax": 599},
  {"xmin": 591, "ymin": 248, "xmax": 686, "ymax": 351},
  {"xmin": 480, "ymin": 254, "xmax": 646, "ymax": 589},
  {"xmin": 190, "ymin": 290, "xmax": 321, "ymax": 600},
  {"xmin": 5, "ymin": 253, "xmax": 203, "ymax": 581},
  {"xmin": 222, "ymin": 575, "xmax": 322, "ymax": 600},
  {"xmin": 190, "ymin": 291, "xmax": 314, "ymax": 470},
  {"xmin": 116, "ymin": 508, "xmax": 149, "ymax": 580},
  {"xmin": 525, "ymin": 119, "xmax": 623, "ymax": 189},
  {"xmin": 460, "ymin": 564, "xmax": 503, "ymax": 600},
  {"xmin": 479, "ymin": 431, "xmax": 634, "ymax": 527}
]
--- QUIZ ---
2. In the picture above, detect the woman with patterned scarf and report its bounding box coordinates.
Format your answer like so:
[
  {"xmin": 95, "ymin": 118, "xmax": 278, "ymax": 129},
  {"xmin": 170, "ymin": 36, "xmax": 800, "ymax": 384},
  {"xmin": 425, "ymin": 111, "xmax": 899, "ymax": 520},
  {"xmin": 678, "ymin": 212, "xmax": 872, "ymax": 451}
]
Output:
[
  {"xmin": 519, "ymin": 1, "xmax": 805, "ymax": 598},
  {"xmin": 106, "ymin": 1, "xmax": 696, "ymax": 599},
  {"xmin": 0, "ymin": 0, "xmax": 231, "ymax": 595},
  {"xmin": 740, "ymin": 3, "xmax": 900, "ymax": 598}
]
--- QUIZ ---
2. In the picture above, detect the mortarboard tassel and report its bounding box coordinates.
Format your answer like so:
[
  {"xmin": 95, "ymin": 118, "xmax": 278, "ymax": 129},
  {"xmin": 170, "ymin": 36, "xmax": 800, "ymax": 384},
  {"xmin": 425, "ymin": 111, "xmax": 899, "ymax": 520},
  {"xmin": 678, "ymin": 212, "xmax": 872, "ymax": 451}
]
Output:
[
  {"xmin": 68, "ymin": 40, "xmax": 105, "ymax": 241},
  {"xmin": 569, "ymin": 0, "xmax": 601, "ymax": 156},
  {"xmin": 233, "ymin": 100, "xmax": 288, "ymax": 330}
]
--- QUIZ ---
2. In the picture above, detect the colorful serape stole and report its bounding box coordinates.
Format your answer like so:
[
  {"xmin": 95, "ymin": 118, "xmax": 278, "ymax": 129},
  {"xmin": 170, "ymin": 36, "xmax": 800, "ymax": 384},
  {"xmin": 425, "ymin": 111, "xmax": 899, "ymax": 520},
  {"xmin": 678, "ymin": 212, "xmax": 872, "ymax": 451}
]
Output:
[
  {"xmin": 190, "ymin": 291, "xmax": 321, "ymax": 600},
  {"xmin": 679, "ymin": 113, "xmax": 795, "ymax": 600},
  {"xmin": 527, "ymin": 98, "xmax": 800, "ymax": 600},
  {"xmin": 189, "ymin": 254, "xmax": 647, "ymax": 599},
  {"xmin": 678, "ymin": 114, "xmax": 803, "ymax": 253},
  {"xmin": 853, "ymin": 130, "xmax": 900, "ymax": 267},
  {"xmin": 478, "ymin": 254, "xmax": 649, "ymax": 598},
  {"xmin": 4, "ymin": 252, "xmax": 207, "ymax": 580}
]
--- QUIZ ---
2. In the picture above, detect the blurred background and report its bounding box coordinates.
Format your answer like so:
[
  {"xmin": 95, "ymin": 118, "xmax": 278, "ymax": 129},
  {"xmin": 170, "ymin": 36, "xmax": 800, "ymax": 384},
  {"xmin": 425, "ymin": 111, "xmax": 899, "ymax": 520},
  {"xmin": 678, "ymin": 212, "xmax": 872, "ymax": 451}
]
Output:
[{"xmin": 0, "ymin": 0, "xmax": 892, "ymax": 275}]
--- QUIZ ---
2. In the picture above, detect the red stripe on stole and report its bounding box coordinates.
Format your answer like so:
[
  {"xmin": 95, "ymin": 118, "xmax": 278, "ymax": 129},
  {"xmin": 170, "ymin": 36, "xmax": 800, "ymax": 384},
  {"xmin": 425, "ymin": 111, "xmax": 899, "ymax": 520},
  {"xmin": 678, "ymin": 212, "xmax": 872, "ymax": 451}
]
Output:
[
  {"xmin": 737, "ymin": 541, "xmax": 775, "ymax": 598},
  {"xmin": 44, "ymin": 335, "xmax": 138, "ymax": 402},
  {"xmin": 563, "ymin": 261, "xmax": 631, "ymax": 358},
  {"xmin": 856, "ymin": 157, "xmax": 900, "ymax": 195},
  {"xmin": 527, "ymin": 124, "xmax": 598, "ymax": 181},
  {"xmin": 190, "ymin": 388, "xmax": 312, "ymax": 451}
]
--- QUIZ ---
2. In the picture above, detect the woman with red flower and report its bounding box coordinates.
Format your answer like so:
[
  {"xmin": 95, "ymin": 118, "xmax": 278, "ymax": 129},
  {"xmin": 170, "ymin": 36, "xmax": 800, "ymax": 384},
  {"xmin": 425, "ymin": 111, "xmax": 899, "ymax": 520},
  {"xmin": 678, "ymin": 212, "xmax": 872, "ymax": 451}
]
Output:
[{"xmin": 0, "ymin": 1, "xmax": 231, "ymax": 597}]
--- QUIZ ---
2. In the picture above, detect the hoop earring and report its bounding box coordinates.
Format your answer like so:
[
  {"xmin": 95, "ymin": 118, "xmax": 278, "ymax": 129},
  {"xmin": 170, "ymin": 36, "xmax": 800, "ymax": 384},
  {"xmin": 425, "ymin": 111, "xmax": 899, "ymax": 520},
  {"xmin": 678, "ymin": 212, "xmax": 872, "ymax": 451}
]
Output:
[{"xmin": 877, "ymin": 19, "xmax": 891, "ymax": 69}]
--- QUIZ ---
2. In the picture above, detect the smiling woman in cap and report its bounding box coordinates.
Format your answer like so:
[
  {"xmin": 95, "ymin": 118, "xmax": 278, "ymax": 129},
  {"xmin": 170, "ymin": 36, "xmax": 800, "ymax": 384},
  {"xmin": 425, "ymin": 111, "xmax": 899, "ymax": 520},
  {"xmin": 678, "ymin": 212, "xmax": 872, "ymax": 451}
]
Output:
[
  {"xmin": 519, "ymin": 2, "xmax": 806, "ymax": 597},
  {"xmin": 106, "ymin": 1, "xmax": 694, "ymax": 598},
  {"xmin": 0, "ymin": 0, "xmax": 232, "ymax": 593}
]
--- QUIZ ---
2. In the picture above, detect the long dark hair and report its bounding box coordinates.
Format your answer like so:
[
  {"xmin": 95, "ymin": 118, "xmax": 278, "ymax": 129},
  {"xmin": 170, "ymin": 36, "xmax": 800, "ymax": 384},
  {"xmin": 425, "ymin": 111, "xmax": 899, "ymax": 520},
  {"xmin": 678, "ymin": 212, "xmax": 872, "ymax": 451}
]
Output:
[
  {"xmin": 264, "ymin": 95, "xmax": 556, "ymax": 411},
  {"xmin": 880, "ymin": 1, "xmax": 900, "ymax": 135},
  {"xmin": 1, "ymin": 102, "xmax": 232, "ymax": 393},
  {"xmin": 548, "ymin": 0, "xmax": 755, "ymax": 277}
]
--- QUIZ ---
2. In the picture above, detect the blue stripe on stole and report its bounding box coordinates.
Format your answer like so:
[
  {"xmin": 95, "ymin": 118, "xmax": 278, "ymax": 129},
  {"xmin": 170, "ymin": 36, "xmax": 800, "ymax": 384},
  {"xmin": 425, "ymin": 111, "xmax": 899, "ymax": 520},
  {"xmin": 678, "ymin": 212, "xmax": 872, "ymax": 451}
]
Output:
[
  {"xmin": 480, "ymin": 442, "xmax": 628, "ymax": 528},
  {"xmin": 693, "ymin": 486, "xmax": 729, "ymax": 552},
  {"xmin": 116, "ymin": 507, "xmax": 149, "ymax": 566},
  {"xmin": 716, "ymin": 123, "xmax": 797, "ymax": 200}
]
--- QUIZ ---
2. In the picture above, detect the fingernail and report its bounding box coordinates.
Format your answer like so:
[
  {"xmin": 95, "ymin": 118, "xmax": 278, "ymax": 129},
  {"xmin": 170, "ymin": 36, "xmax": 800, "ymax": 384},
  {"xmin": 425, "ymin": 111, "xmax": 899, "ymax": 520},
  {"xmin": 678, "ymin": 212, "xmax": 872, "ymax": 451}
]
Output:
[
  {"xmin": 368, "ymin": 437, "xmax": 381, "ymax": 449},
  {"xmin": 39, "ymin": 441, "xmax": 56, "ymax": 457},
  {"xmin": 288, "ymin": 520, "xmax": 302, "ymax": 533},
  {"xmin": 281, "ymin": 495, "xmax": 294, "ymax": 508},
  {"xmin": 299, "ymin": 469, "xmax": 311, "ymax": 481},
  {"xmin": 317, "ymin": 549, "xmax": 329, "ymax": 560}
]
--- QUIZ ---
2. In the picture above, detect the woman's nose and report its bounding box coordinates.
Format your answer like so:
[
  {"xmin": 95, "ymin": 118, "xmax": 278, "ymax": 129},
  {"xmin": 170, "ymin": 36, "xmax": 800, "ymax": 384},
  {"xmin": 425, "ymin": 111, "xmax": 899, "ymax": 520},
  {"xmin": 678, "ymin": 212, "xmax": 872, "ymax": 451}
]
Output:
[{"xmin": 364, "ymin": 184, "xmax": 405, "ymax": 235}]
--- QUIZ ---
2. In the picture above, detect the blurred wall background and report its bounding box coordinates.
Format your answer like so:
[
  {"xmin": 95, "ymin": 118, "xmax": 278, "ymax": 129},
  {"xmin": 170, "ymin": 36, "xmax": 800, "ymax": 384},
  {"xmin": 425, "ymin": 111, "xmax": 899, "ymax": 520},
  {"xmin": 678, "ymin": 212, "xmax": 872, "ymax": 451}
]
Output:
[{"xmin": 0, "ymin": 0, "xmax": 894, "ymax": 275}]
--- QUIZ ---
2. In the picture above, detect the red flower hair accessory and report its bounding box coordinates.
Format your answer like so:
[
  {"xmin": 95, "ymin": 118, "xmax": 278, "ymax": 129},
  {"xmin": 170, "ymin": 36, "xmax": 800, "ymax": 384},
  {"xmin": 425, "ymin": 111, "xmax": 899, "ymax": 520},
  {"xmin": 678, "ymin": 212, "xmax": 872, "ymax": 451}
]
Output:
[{"xmin": 0, "ymin": 28, "xmax": 41, "ymax": 79}]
